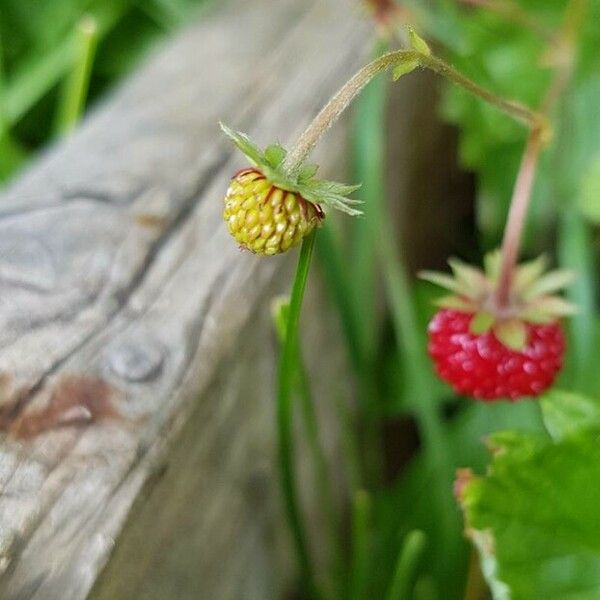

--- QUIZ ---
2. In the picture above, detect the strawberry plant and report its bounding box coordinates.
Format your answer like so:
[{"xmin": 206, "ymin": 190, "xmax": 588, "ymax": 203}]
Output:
[{"xmin": 222, "ymin": 1, "xmax": 600, "ymax": 598}]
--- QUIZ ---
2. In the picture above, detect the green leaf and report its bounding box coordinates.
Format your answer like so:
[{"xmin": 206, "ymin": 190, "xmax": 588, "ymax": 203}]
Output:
[
  {"xmin": 460, "ymin": 428, "xmax": 600, "ymax": 599},
  {"xmin": 541, "ymin": 389, "xmax": 600, "ymax": 441}
]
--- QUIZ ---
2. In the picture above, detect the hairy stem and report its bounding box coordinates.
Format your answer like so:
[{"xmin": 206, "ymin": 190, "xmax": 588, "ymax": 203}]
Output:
[
  {"xmin": 495, "ymin": 0, "xmax": 584, "ymax": 307},
  {"xmin": 283, "ymin": 50, "xmax": 418, "ymax": 174},
  {"xmin": 419, "ymin": 53, "xmax": 542, "ymax": 129},
  {"xmin": 283, "ymin": 48, "xmax": 540, "ymax": 174},
  {"xmin": 495, "ymin": 127, "xmax": 544, "ymax": 308}
]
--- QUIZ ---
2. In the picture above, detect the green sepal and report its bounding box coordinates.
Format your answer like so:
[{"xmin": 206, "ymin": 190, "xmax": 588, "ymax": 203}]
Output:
[
  {"xmin": 521, "ymin": 296, "xmax": 578, "ymax": 320},
  {"xmin": 434, "ymin": 295, "xmax": 477, "ymax": 312},
  {"xmin": 297, "ymin": 163, "xmax": 319, "ymax": 182},
  {"xmin": 448, "ymin": 258, "xmax": 487, "ymax": 296},
  {"xmin": 220, "ymin": 122, "xmax": 265, "ymax": 166},
  {"xmin": 408, "ymin": 26, "xmax": 431, "ymax": 56},
  {"xmin": 513, "ymin": 254, "xmax": 548, "ymax": 294},
  {"xmin": 392, "ymin": 58, "xmax": 420, "ymax": 81},
  {"xmin": 220, "ymin": 121, "xmax": 362, "ymax": 216},
  {"xmin": 493, "ymin": 319, "xmax": 527, "ymax": 351},
  {"xmin": 483, "ymin": 249, "xmax": 501, "ymax": 283},
  {"xmin": 419, "ymin": 270, "xmax": 464, "ymax": 294},
  {"xmin": 470, "ymin": 311, "xmax": 495, "ymax": 335},
  {"xmin": 264, "ymin": 143, "xmax": 287, "ymax": 168},
  {"xmin": 522, "ymin": 269, "xmax": 576, "ymax": 300}
]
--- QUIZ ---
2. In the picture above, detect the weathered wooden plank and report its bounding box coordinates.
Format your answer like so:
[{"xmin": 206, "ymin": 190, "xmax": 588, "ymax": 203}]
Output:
[{"xmin": 0, "ymin": 0, "xmax": 370, "ymax": 597}]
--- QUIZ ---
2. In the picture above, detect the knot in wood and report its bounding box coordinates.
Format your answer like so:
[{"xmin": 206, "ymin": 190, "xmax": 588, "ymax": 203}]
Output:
[{"xmin": 107, "ymin": 338, "xmax": 164, "ymax": 382}]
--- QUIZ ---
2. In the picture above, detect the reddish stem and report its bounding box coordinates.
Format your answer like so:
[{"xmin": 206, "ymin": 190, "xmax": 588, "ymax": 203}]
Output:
[
  {"xmin": 494, "ymin": 1, "xmax": 584, "ymax": 308},
  {"xmin": 495, "ymin": 128, "xmax": 544, "ymax": 308}
]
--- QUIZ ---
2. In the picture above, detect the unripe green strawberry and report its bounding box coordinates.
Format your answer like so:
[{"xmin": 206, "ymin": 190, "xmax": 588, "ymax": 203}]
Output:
[
  {"xmin": 224, "ymin": 168, "xmax": 323, "ymax": 256},
  {"xmin": 220, "ymin": 123, "xmax": 362, "ymax": 255}
]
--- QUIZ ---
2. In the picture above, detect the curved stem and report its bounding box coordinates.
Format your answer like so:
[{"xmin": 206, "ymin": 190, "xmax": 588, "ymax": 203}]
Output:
[
  {"xmin": 495, "ymin": 0, "xmax": 584, "ymax": 307},
  {"xmin": 283, "ymin": 49, "xmax": 540, "ymax": 174},
  {"xmin": 419, "ymin": 53, "xmax": 542, "ymax": 128},
  {"xmin": 283, "ymin": 50, "xmax": 419, "ymax": 174},
  {"xmin": 276, "ymin": 230, "xmax": 321, "ymax": 599}
]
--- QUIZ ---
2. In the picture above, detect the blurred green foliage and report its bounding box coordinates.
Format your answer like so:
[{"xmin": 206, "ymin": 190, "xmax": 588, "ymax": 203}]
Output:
[
  {"xmin": 0, "ymin": 0, "xmax": 210, "ymax": 183},
  {"xmin": 312, "ymin": 1, "xmax": 600, "ymax": 599},
  {"xmin": 462, "ymin": 389, "xmax": 600, "ymax": 598}
]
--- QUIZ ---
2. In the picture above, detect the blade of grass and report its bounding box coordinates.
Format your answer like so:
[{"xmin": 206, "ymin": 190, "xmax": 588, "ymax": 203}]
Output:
[
  {"xmin": 350, "ymin": 490, "xmax": 372, "ymax": 600},
  {"xmin": 54, "ymin": 16, "xmax": 99, "ymax": 135},
  {"xmin": 316, "ymin": 222, "xmax": 363, "ymax": 371},
  {"xmin": 386, "ymin": 530, "xmax": 427, "ymax": 600},
  {"xmin": 558, "ymin": 211, "xmax": 596, "ymax": 392},
  {"xmin": 0, "ymin": 38, "xmax": 27, "ymax": 181},
  {"xmin": 3, "ymin": 0, "xmax": 131, "ymax": 128},
  {"xmin": 273, "ymin": 298, "xmax": 343, "ymax": 598},
  {"xmin": 350, "ymin": 38, "xmax": 389, "ymax": 364},
  {"xmin": 378, "ymin": 214, "xmax": 462, "ymax": 589},
  {"xmin": 277, "ymin": 230, "xmax": 322, "ymax": 600},
  {"xmin": 317, "ymin": 222, "xmax": 383, "ymax": 489}
]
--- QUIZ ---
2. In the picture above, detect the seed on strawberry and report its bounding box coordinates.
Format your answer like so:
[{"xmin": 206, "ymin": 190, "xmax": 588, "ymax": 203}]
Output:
[
  {"xmin": 428, "ymin": 309, "xmax": 565, "ymax": 400},
  {"xmin": 420, "ymin": 252, "xmax": 575, "ymax": 401},
  {"xmin": 223, "ymin": 168, "xmax": 322, "ymax": 256}
]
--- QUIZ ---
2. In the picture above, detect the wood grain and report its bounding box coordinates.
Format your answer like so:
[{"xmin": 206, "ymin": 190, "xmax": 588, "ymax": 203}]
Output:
[{"xmin": 0, "ymin": 0, "xmax": 370, "ymax": 597}]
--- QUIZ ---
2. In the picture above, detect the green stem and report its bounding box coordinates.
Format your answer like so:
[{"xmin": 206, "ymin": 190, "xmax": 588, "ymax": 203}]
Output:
[
  {"xmin": 386, "ymin": 530, "xmax": 427, "ymax": 600},
  {"xmin": 350, "ymin": 490, "xmax": 372, "ymax": 600},
  {"xmin": 419, "ymin": 52, "xmax": 542, "ymax": 129},
  {"xmin": 55, "ymin": 16, "xmax": 99, "ymax": 135},
  {"xmin": 277, "ymin": 230, "xmax": 321, "ymax": 599},
  {"xmin": 273, "ymin": 298, "xmax": 343, "ymax": 598},
  {"xmin": 284, "ymin": 48, "xmax": 540, "ymax": 174}
]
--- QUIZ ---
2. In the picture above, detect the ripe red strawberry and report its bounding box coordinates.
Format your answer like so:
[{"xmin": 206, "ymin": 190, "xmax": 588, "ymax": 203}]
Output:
[
  {"xmin": 220, "ymin": 123, "xmax": 362, "ymax": 255},
  {"xmin": 421, "ymin": 252, "xmax": 574, "ymax": 401},
  {"xmin": 428, "ymin": 309, "xmax": 564, "ymax": 400}
]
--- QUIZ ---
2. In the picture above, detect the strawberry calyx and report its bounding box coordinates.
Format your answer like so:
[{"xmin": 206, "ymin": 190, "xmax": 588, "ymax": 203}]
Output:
[
  {"xmin": 220, "ymin": 122, "xmax": 362, "ymax": 217},
  {"xmin": 420, "ymin": 251, "xmax": 576, "ymax": 351}
]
